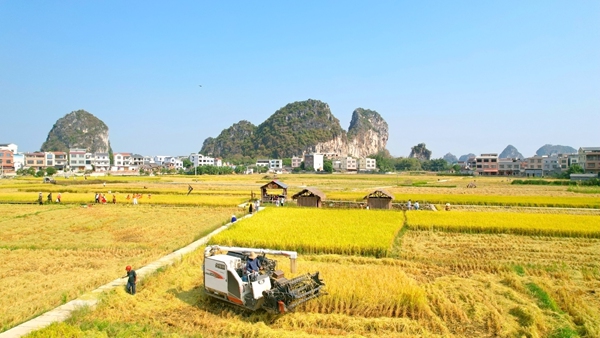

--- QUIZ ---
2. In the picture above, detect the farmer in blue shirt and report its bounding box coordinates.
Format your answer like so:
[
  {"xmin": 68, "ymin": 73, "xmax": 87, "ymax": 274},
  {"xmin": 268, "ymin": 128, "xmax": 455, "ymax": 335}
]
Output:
[
  {"xmin": 246, "ymin": 252, "xmax": 261, "ymax": 273},
  {"xmin": 243, "ymin": 252, "xmax": 261, "ymax": 282},
  {"xmin": 124, "ymin": 266, "xmax": 137, "ymax": 295}
]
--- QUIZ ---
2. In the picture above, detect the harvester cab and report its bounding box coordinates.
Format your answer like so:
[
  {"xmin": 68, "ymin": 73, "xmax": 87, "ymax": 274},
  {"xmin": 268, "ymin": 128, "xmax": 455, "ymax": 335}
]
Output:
[{"xmin": 203, "ymin": 245, "xmax": 325, "ymax": 314}]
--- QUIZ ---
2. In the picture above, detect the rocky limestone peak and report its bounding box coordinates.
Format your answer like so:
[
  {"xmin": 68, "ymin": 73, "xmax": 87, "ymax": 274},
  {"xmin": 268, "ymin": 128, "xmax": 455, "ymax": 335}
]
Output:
[
  {"xmin": 443, "ymin": 153, "xmax": 458, "ymax": 164},
  {"xmin": 499, "ymin": 145, "xmax": 524, "ymax": 159},
  {"xmin": 536, "ymin": 144, "xmax": 577, "ymax": 156},
  {"xmin": 408, "ymin": 143, "xmax": 432, "ymax": 161},
  {"xmin": 40, "ymin": 110, "xmax": 111, "ymax": 153},
  {"xmin": 201, "ymin": 120, "xmax": 256, "ymax": 157},
  {"xmin": 459, "ymin": 153, "xmax": 476, "ymax": 162},
  {"xmin": 199, "ymin": 99, "xmax": 389, "ymax": 159},
  {"xmin": 346, "ymin": 108, "xmax": 388, "ymax": 158}
]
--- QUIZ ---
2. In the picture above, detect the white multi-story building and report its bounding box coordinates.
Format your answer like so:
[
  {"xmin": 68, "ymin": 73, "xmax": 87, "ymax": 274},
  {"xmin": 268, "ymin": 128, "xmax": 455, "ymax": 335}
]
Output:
[
  {"xmin": 113, "ymin": 153, "xmax": 133, "ymax": 171},
  {"xmin": 94, "ymin": 153, "xmax": 110, "ymax": 171},
  {"xmin": 269, "ymin": 159, "xmax": 282, "ymax": 169},
  {"xmin": 163, "ymin": 156, "xmax": 183, "ymax": 170},
  {"xmin": 154, "ymin": 155, "xmax": 168, "ymax": 165},
  {"xmin": 189, "ymin": 153, "xmax": 215, "ymax": 167},
  {"xmin": 132, "ymin": 154, "xmax": 144, "ymax": 167},
  {"xmin": 256, "ymin": 159, "xmax": 270, "ymax": 167},
  {"xmin": 304, "ymin": 153, "xmax": 324, "ymax": 171},
  {"xmin": 0, "ymin": 143, "xmax": 18, "ymax": 153},
  {"xmin": 13, "ymin": 153, "xmax": 24, "ymax": 171},
  {"xmin": 358, "ymin": 158, "xmax": 377, "ymax": 171},
  {"xmin": 143, "ymin": 156, "xmax": 154, "ymax": 165},
  {"xmin": 69, "ymin": 148, "xmax": 87, "ymax": 171},
  {"xmin": 340, "ymin": 157, "xmax": 357, "ymax": 171}
]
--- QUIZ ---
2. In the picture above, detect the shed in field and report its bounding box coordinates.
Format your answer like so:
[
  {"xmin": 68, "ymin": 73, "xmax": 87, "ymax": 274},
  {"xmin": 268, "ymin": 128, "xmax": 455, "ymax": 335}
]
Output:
[
  {"xmin": 363, "ymin": 189, "xmax": 394, "ymax": 209},
  {"xmin": 292, "ymin": 187, "xmax": 326, "ymax": 207},
  {"xmin": 260, "ymin": 180, "xmax": 288, "ymax": 203}
]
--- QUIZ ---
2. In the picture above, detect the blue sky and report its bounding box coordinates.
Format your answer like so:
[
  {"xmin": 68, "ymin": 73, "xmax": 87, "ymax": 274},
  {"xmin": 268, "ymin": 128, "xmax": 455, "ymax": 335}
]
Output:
[{"xmin": 1, "ymin": 1, "xmax": 598, "ymax": 158}]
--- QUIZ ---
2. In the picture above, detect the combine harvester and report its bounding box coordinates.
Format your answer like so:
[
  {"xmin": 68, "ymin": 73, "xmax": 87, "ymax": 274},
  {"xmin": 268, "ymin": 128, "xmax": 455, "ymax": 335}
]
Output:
[{"xmin": 203, "ymin": 245, "xmax": 325, "ymax": 314}]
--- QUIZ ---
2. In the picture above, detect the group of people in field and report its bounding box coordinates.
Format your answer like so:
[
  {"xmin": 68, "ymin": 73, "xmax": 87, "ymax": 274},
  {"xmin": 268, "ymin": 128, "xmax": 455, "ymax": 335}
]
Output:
[
  {"xmin": 405, "ymin": 199, "xmax": 420, "ymax": 210},
  {"xmin": 126, "ymin": 193, "xmax": 151, "ymax": 205},
  {"xmin": 38, "ymin": 192, "xmax": 61, "ymax": 205},
  {"xmin": 94, "ymin": 193, "xmax": 116, "ymax": 204}
]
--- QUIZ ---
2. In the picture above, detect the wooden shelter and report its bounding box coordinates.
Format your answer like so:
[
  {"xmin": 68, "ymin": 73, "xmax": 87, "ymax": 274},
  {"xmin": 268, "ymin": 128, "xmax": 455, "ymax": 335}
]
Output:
[
  {"xmin": 260, "ymin": 180, "xmax": 288, "ymax": 203},
  {"xmin": 363, "ymin": 189, "xmax": 394, "ymax": 209},
  {"xmin": 292, "ymin": 187, "xmax": 326, "ymax": 208}
]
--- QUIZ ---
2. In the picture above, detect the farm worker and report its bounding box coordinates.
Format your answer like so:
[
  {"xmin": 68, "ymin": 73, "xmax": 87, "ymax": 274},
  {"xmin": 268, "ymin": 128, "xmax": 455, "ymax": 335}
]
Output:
[
  {"xmin": 445, "ymin": 203, "xmax": 451, "ymax": 211},
  {"xmin": 231, "ymin": 215, "xmax": 237, "ymax": 223},
  {"xmin": 133, "ymin": 196, "xmax": 138, "ymax": 205},
  {"xmin": 47, "ymin": 192, "xmax": 53, "ymax": 204},
  {"xmin": 407, "ymin": 199, "xmax": 412, "ymax": 210},
  {"xmin": 38, "ymin": 192, "xmax": 43, "ymax": 205},
  {"xmin": 414, "ymin": 201, "xmax": 420, "ymax": 210},
  {"xmin": 126, "ymin": 194, "xmax": 131, "ymax": 200},
  {"xmin": 103, "ymin": 182, "xmax": 106, "ymax": 187},
  {"xmin": 244, "ymin": 252, "xmax": 261, "ymax": 281},
  {"xmin": 56, "ymin": 193, "xmax": 62, "ymax": 203},
  {"xmin": 123, "ymin": 266, "xmax": 137, "ymax": 295},
  {"xmin": 112, "ymin": 194, "xmax": 116, "ymax": 204},
  {"xmin": 249, "ymin": 202, "xmax": 254, "ymax": 214},
  {"xmin": 95, "ymin": 193, "xmax": 99, "ymax": 203}
]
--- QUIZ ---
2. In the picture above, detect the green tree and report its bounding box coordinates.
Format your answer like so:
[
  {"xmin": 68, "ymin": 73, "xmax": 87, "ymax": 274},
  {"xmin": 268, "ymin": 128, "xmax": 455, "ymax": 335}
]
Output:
[
  {"xmin": 45, "ymin": 167, "xmax": 57, "ymax": 176},
  {"xmin": 27, "ymin": 167, "xmax": 36, "ymax": 176},
  {"xmin": 425, "ymin": 158, "xmax": 450, "ymax": 172},
  {"xmin": 452, "ymin": 164, "xmax": 461, "ymax": 172},
  {"xmin": 182, "ymin": 158, "xmax": 193, "ymax": 169},
  {"xmin": 323, "ymin": 159, "xmax": 333, "ymax": 173},
  {"xmin": 282, "ymin": 158, "xmax": 292, "ymax": 166},
  {"xmin": 395, "ymin": 158, "xmax": 421, "ymax": 171},
  {"xmin": 369, "ymin": 150, "xmax": 394, "ymax": 172},
  {"xmin": 234, "ymin": 165, "xmax": 246, "ymax": 174},
  {"xmin": 567, "ymin": 164, "xmax": 584, "ymax": 175}
]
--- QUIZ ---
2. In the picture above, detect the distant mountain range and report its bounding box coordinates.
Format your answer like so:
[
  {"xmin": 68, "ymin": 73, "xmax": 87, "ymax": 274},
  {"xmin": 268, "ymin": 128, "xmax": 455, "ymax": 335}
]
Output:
[
  {"xmin": 499, "ymin": 145, "xmax": 524, "ymax": 159},
  {"xmin": 201, "ymin": 99, "xmax": 388, "ymax": 159},
  {"xmin": 450, "ymin": 144, "xmax": 577, "ymax": 162},
  {"xmin": 536, "ymin": 144, "xmax": 577, "ymax": 156}
]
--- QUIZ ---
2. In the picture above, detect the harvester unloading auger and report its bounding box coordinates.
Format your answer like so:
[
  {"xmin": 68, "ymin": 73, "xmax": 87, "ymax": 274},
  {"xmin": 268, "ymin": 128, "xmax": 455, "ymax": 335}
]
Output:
[{"xmin": 203, "ymin": 245, "xmax": 326, "ymax": 314}]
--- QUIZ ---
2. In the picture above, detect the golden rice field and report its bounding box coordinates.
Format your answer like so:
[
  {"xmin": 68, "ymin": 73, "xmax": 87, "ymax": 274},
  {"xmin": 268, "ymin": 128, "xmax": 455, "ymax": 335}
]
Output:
[
  {"xmin": 210, "ymin": 208, "xmax": 404, "ymax": 257},
  {"xmin": 0, "ymin": 204, "xmax": 239, "ymax": 332},
  {"xmin": 1, "ymin": 174, "xmax": 600, "ymax": 337},
  {"xmin": 0, "ymin": 192, "xmax": 247, "ymax": 207},
  {"xmin": 29, "ymin": 235, "xmax": 600, "ymax": 337},
  {"xmin": 325, "ymin": 191, "xmax": 600, "ymax": 208},
  {"xmin": 406, "ymin": 210, "xmax": 600, "ymax": 238}
]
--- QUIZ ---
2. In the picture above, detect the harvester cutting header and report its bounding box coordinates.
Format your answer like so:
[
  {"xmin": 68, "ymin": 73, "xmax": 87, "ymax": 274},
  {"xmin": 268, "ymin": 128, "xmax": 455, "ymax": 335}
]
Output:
[{"xmin": 203, "ymin": 245, "xmax": 326, "ymax": 314}]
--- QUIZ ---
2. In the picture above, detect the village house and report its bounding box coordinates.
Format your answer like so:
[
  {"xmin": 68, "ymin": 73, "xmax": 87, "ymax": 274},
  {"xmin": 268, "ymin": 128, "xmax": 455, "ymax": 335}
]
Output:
[
  {"xmin": 475, "ymin": 153, "xmax": 499, "ymax": 175},
  {"xmin": 579, "ymin": 147, "xmax": 600, "ymax": 175}
]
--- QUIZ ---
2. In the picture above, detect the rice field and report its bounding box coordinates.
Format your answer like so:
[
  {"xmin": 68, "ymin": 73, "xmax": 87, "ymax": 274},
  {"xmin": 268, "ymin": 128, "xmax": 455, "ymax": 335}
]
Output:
[
  {"xmin": 406, "ymin": 210, "xmax": 600, "ymax": 237},
  {"xmin": 28, "ymin": 234, "xmax": 600, "ymax": 337},
  {"xmin": 210, "ymin": 208, "xmax": 404, "ymax": 257},
  {"xmin": 2, "ymin": 174, "xmax": 600, "ymax": 337},
  {"xmin": 0, "ymin": 204, "xmax": 239, "ymax": 332}
]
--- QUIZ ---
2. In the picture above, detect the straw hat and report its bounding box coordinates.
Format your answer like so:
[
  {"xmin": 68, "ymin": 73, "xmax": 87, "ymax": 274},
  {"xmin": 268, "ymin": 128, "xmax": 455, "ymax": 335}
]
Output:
[{"xmin": 248, "ymin": 252, "xmax": 258, "ymax": 259}]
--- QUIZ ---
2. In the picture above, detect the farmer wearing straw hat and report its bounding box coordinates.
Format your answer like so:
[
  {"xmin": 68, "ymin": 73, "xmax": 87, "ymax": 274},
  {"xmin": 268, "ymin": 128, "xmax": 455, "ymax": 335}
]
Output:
[{"xmin": 246, "ymin": 252, "xmax": 261, "ymax": 273}]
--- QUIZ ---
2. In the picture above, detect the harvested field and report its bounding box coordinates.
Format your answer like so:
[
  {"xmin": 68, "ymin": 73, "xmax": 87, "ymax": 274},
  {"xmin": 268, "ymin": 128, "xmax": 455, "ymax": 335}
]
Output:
[{"xmin": 0, "ymin": 204, "xmax": 239, "ymax": 332}]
